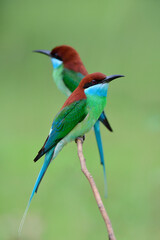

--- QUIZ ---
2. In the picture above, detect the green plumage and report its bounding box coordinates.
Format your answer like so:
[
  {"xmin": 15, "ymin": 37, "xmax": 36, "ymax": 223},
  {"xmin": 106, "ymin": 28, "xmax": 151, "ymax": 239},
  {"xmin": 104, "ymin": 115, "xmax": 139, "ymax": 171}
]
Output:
[
  {"xmin": 35, "ymin": 99, "xmax": 87, "ymax": 161},
  {"xmin": 63, "ymin": 68, "xmax": 84, "ymax": 92},
  {"xmin": 53, "ymin": 92, "xmax": 107, "ymax": 159},
  {"xmin": 52, "ymin": 65, "xmax": 83, "ymax": 96},
  {"xmin": 46, "ymin": 100, "xmax": 87, "ymax": 150},
  {"xmin": 36, "ymin": 87, "xmax": 107, "ymax": 162}
]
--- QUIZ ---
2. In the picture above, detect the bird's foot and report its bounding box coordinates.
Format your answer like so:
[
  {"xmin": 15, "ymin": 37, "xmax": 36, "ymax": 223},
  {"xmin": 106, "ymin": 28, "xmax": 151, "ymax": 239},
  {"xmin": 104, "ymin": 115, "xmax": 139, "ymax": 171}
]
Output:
[{"xmin": 75, "ymin": 135, "xmax": 85, "ymax": 144}]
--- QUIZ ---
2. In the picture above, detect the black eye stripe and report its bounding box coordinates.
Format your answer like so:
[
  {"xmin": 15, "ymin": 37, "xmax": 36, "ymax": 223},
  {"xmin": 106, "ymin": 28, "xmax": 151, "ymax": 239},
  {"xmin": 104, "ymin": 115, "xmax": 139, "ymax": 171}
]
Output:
[
  {"xmin": 83, "ymin": 79, "xmax": 105, "ymax": 89},
  {"xmin": 52, "ymin": 53, "xmax": 62, "ymax": 61}
]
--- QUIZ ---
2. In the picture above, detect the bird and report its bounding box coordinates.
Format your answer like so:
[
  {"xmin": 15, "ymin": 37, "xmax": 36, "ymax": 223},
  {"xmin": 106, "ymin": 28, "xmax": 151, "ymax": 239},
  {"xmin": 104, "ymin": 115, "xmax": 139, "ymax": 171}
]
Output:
[
  {"xmin": 19, "ymin": 72, "xmax": 123, "ymax": 234},
  {"xmin": 34, "ymin": 45, "xmax": 113, "ymax": 196}
]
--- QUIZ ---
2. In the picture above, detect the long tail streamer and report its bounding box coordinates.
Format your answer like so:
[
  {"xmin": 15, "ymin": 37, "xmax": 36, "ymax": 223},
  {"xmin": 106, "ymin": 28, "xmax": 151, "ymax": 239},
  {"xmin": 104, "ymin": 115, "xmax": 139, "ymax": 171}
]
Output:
[
  {"xmin": 94, "ymin": 121, "xmax": 108, "ymax": 197},
  {"xmin": 18, "ymin": 148, "xmax": 54, "ymax": 235}
]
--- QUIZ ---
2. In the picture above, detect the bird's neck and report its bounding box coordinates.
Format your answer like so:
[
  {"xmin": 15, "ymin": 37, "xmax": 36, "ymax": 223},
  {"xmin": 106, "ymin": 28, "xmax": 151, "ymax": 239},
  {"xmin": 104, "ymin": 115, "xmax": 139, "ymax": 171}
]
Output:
[
  {"xmin": 84, "ymin": 84, "xmax": 108, "ymax": 118},
  {"xmin": 51, "ymin": 58, "xmax": 63, "ymax": 69},
  {"xmin": 64, "ymin": 57, "xmax": 88, "ymax": 76},
  {"xmin": 84, "ymin": 83, "xmax": 108, "ymax": 97},
  {"xmin": 52, "ymin": 63, "xmax": 71, "ymax": 97},
  {"xmin": 61, "ymin": 87, "xmax": 86, "ymax": 110}
]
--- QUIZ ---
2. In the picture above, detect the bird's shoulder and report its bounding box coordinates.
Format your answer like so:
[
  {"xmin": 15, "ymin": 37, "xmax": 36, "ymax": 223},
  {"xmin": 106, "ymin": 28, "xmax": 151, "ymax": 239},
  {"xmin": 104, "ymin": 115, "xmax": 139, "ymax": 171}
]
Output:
[
  {"xmin": 63, "ymin": 68, "xmax": 84, "ymax": 92},
  {"xmin": 44, "ymin": 99, "xmax": 87, "ymax": 152}
]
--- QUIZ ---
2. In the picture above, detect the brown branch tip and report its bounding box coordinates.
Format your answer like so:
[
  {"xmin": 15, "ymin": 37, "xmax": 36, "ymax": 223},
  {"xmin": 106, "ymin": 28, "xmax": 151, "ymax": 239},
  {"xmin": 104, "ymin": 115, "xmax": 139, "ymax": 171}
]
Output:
[{"xmin": 76, "ymin": 138, "xmax": 116, "ymax": 240}]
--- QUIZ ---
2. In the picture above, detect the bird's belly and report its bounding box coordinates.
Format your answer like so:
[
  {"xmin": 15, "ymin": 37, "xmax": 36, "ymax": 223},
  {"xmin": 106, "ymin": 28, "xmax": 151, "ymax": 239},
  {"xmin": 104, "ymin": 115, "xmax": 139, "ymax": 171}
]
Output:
[
  {"xmin": 63, "ymin": 97, "xmax": 106, "ymax": 143},
  {"xmin": 53, "ymin": 114, "xmax": 94, "ymax": 159},
  {"xmin": 52, "ymin": 67, "xmax": 71, "ymax": 97}
]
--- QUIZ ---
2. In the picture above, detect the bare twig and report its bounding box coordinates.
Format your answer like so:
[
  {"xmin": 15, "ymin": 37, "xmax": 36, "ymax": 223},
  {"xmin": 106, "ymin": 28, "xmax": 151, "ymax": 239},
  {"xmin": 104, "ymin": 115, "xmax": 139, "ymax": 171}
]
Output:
[{"xmin": 76, "ymin": 137, "xmax": 116, "ymax": 240}]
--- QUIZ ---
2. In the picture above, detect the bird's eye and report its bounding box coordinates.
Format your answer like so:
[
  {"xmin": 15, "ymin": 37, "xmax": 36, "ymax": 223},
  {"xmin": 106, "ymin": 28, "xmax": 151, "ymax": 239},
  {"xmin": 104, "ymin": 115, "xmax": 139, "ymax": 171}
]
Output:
[
  {"xmin": 54, "ymin": 53, "xmax": 58, "ymax": 58},
  {"xmin": 53, "ymin": 53, "xmax": 62, "ymax": 61},
  {"xmin": 92, "ymin": 79, "xmax": 96, "ymax": 85}
]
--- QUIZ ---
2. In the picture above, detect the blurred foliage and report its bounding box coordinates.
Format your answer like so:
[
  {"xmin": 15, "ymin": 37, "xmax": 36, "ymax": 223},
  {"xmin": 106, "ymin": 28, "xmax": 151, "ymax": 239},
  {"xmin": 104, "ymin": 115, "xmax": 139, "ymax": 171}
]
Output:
[{"xmin": 0, "ymin": 0, "xmax": 160, "ymax": 239}]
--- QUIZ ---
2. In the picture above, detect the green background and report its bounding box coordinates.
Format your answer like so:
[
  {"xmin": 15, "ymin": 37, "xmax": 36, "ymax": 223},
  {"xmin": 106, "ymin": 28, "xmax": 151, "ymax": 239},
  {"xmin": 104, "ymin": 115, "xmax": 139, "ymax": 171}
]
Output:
[{"xmin": 0, "ymin": 0, "xmax": 160, "ymax": 239}]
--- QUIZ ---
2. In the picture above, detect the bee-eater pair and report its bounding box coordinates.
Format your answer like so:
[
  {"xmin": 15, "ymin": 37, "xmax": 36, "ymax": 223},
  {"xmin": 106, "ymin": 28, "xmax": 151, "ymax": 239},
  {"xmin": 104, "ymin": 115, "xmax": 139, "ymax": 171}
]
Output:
[
  {"xmin": 19, "ymin": 45, "xmax": 124, "ymax": 234},
  {"xmin": 34, "ymin": 45, "xmax": 113, "ymax": 196}
]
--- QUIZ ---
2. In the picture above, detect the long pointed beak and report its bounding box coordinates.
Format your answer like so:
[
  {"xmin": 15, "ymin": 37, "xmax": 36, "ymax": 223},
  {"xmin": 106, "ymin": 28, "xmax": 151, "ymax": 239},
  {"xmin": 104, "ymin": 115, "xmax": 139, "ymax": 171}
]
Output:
[
  {"xmin": 33, "ymin": 50, "xmax": 51, "ymax": 57},
  {"xmin": 104, "ymin": 74, "xmax": 124, "ymax": 83}
]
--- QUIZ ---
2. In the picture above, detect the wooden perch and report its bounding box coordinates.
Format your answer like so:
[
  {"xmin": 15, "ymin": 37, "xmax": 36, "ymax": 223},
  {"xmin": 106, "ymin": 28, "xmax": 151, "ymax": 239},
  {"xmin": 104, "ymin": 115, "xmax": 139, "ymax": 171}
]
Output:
[{"xmin": 76, "ymin": 137, "xmax": 116, "ymax": 240}]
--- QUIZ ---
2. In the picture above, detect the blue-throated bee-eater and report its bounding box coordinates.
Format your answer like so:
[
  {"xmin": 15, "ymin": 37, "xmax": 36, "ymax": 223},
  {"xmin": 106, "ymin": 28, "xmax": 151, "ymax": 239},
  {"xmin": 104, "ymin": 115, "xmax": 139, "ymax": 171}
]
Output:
[{"xmin": 19, "ymin": 72, "xmax": 123, "ymax": 234}]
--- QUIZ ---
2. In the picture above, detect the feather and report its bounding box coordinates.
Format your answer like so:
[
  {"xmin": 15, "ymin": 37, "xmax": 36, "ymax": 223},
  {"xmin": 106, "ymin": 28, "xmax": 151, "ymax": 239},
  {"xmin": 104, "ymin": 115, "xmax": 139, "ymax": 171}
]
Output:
[
  {"xmin": 19, "ymin": 148, "xmax": 54, "ymax": 235},
  {"xmin": 94, "ymin": 121, "xmax": 108, "ymax": 197}
]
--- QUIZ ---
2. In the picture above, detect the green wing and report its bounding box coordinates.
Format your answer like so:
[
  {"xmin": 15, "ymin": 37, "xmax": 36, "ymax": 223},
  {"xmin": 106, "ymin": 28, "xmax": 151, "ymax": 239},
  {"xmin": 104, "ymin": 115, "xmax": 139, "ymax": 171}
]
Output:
[
  {"xmin": 63, "ymin": 68, "xmax": 84, "ymax": 92},
  {"xmin": 34, "ymin": 99, "xmax": 87, "ymax": 161}
]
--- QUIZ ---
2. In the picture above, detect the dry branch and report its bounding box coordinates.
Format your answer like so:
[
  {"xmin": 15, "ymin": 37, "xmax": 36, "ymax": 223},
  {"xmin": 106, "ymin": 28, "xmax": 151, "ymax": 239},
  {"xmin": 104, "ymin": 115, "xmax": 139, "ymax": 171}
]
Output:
[{"xmin": 76, "ymin": 137, "xmax": 116, "ymax": 240}]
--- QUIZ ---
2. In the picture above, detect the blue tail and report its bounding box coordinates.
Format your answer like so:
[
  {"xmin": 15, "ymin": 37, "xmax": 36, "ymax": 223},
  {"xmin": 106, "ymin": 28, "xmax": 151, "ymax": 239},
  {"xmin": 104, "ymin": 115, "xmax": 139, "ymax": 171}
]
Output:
[
  {"xmin": 18, "ymin": 148, "xmax": 54, "ymax": 235},
  {"xmin": 94, "ymin": 121, "xmax": 108, "ymax": 197}
]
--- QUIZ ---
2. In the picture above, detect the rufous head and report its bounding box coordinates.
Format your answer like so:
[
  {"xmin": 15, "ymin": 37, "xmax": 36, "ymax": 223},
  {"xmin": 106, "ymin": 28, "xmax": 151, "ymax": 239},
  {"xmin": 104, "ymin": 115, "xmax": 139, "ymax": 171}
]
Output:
[
  {"xmin": 61, "ymin": 72, "xmax": 124, "ymax": 109},
  {"xmin": 34, "ymin": 45, "xmax": 88, "ymax": 75},
  {"xmin": 79, "ymin": 72, "xmax": 124, "ymax": 89}
]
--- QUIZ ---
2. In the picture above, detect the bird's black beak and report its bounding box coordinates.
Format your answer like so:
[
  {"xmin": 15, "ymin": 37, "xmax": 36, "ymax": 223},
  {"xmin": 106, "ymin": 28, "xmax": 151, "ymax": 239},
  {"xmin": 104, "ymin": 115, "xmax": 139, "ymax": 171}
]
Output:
[
  {"xmin": 33, "ymin": 50, "xmax": 51, "ymax": 57},
  {"xmin": 104, "ymin": 74, "xmax": 124, "ymax": 83}
]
